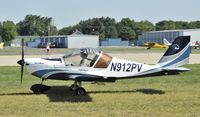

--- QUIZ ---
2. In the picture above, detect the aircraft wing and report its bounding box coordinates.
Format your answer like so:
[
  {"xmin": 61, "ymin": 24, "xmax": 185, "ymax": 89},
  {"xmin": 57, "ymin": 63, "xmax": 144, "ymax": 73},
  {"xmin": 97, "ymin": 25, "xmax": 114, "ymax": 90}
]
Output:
[
  {"xmin": 162, "ymin": 67, "xmax": 191, "ymax": 72},
  {"xmin": 68, "ymin": 75, "xmax": 116, "ymax": 82},
  {"xmin": 148, "ymin": 43, "xmax": 155, "ymax": 47}
]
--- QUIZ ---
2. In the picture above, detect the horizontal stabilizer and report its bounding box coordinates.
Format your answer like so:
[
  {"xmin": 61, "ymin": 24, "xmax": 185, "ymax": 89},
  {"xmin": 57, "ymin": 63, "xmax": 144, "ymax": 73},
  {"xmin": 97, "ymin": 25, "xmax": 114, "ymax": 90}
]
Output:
[{"xmin": 162, "ymin": 67, "xmax": 191, "ymax": 72}]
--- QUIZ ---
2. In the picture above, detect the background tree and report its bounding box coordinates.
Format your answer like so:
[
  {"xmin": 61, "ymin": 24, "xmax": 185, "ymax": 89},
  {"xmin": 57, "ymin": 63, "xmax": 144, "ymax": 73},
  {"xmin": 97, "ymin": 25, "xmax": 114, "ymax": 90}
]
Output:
[
  {"xmin": 77, "ymin": 17, "xmax": 106, "ymax": 38},
  {"xmin": 175, "ymin": 21, "xmax": 190, "ymax": 29},
  {"xmin": 48, "ymin": 26, "xmax": 58, "ymax": 35},
  {"xmin": 189, "ymin": 21, "xmax": 200, "ymax": 29},
  {"xmin": 17, "ymin": 15, "xmax": 56, "ymax": 36},
  {"xmin": 134, "ymin": 20, "xmax": 155, "ymax": 36},
  {"xmin": 117, "ymin": 18, "xmax": 136, "ymax": 40},
  {"xmin": 156, "ymin": 20, "xmax": 176, "ymax": 30},
  {"xmin": 78, "ymin": 19, "xmax": 95, "ymax": 34},
  {"xmin": 118, "ymin": 26, "xmax": 136, "ymax": 40},
  {"xmin": 103, "ymin": 17, "xmax": 118, "ymax": 38},
  {"xmin": 1, "ymin": 21, "xmax": 17, "ymax": 43},
  {"xmin": 0, "ymin": 22, "xmax": 2, "ymax": 41},
  {"xmin": 59, "ymin": 17, "xmax": 118, "ymax": 39},
  {"xmin": 58, "ymin": 26, "xmax": 77, "ymax": 35},
  {"xmin": 59, "ymin": 17, "xmax": 200, "ymax": 40}
]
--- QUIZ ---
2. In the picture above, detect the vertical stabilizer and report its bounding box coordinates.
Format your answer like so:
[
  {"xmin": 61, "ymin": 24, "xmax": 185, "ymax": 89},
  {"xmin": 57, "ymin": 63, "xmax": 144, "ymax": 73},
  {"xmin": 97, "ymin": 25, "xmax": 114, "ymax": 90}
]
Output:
[
  {"xmin": 163, "ymin": 38, "xmax": 171, "ymax": 46},
  {"xmin": 158, "ymin": 36, "xmax": 191, "ymax": 67}
]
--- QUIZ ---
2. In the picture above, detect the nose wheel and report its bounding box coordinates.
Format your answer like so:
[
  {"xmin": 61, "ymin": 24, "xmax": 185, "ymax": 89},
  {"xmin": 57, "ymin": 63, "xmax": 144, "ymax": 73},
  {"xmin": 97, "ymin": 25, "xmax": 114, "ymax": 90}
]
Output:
[{"xmin": 70, "ymin": 81, "xmax": 86, "ymax": 96}]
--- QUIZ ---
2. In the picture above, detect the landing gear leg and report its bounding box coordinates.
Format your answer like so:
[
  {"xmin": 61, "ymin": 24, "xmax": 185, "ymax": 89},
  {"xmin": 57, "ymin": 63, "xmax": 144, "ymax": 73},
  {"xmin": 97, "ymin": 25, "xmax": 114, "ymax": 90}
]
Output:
[
  {"xmin": 69, "ymin": 80, "xmax": 79, "ymax": 91},
  {"xmin": 41, "ymin": 79, "xmax": 44, "ymax": 84},
  {"xmin": 70, "ymin": 81, "xmax": 86, "ymax": 96}
]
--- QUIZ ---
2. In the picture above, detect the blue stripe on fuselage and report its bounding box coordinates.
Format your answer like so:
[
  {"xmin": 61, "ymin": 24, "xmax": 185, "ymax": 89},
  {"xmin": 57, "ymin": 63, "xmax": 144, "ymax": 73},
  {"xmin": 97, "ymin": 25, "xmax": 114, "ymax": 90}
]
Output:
[{"xmin": 32, "ymin": 69, "xmax": 64, "ymax": 78}]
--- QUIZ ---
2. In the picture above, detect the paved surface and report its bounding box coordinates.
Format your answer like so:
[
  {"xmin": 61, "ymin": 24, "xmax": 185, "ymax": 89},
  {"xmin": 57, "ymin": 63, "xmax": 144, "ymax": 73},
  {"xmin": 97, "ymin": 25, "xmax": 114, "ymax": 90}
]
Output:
[{"xmin": 0, "ymin": 53, "xmax": 199, "ymax": 66}]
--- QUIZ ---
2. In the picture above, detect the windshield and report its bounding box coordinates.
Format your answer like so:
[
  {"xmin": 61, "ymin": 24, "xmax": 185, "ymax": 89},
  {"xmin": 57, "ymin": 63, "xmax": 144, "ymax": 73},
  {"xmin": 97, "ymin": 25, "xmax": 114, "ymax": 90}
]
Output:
[{"xmin": 63, "ymin": 48, "xmax": 101, "ymax": 67}]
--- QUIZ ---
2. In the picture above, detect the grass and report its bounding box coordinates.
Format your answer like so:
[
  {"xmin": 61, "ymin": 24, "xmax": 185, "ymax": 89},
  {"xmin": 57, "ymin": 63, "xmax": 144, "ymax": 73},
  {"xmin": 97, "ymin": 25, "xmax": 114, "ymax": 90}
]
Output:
[{"xmin": 0, "ymin": 64, "xmax": 200, "ymax": 117}]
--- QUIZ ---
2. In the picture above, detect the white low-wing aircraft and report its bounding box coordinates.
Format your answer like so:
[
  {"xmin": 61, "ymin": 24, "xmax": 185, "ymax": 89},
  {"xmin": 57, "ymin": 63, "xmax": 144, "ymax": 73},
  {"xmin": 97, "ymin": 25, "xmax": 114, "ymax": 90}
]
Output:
[
  {"xmin": 18, "ymin": 36, "xmax": 191, "ymax": 96},
  {"xmin": 164, "ymin": 37, "xmax": 200, "ymax": 49}
]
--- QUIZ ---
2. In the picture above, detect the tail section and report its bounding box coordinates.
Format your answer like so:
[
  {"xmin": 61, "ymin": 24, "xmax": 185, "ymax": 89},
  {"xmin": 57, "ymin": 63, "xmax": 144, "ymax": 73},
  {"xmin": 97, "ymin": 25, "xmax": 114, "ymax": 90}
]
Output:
[
  {"xmin": 158, "ymin": 36, "xmax": 191, "ymax": 67},
  {"xmin": 163, "ymin": 38, "xmax": 171, "ymax": 46}
]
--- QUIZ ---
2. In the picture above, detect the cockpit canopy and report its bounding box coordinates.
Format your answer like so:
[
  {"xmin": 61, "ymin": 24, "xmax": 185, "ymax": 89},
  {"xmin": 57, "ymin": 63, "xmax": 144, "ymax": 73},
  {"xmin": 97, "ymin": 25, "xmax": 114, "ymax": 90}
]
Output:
[{"xmin": 63, "ymin": 48, "xmax": 112, "ymax": 68}]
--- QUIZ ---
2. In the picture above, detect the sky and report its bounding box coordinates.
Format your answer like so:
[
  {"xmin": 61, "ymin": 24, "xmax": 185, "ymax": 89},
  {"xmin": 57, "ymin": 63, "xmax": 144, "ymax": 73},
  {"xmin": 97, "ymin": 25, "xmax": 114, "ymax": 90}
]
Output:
[{"xmin": 0, "ymin": 0, "xmax": 200, "ymax": 29}]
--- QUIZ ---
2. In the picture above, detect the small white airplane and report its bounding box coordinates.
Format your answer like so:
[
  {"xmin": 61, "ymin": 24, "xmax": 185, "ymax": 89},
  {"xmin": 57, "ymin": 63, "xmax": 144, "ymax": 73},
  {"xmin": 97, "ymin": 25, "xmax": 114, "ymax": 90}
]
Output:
[
  {"xmin": 164, "ymin": 38, "xmax": 200, "ymax": 49},
  {"xmin": 18, "ymin": 36, "xmax": 192, "ymax": 96},
  {"xmin": 191, "ymin": 41, "xmax": 200, "ymax": 49}
]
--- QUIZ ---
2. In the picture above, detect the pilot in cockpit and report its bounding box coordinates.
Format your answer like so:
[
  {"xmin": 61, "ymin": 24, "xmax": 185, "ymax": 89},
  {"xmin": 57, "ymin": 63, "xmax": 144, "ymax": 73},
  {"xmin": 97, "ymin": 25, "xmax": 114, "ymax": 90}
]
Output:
[{"xmin": 80, "ymin": 51, "xmax": 92, "ymax": 66}]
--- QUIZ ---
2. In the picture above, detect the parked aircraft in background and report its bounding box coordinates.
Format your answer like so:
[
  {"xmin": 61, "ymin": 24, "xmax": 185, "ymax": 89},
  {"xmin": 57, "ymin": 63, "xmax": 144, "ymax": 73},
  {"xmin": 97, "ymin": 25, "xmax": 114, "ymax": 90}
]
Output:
[
  {"xmin": 190, "ymin": 41, "xmax": 200, "ymax": 49},
  {"xmin": 144, "ymin": 41, "xmax": 168, "ymax": 49},
  {"xmin": 164, "ymin": 38, "xmax": 200, "ymax": 49},
  {"xmin": 17, "ymin": 36, "xmax": 191, "ymax": 96}
]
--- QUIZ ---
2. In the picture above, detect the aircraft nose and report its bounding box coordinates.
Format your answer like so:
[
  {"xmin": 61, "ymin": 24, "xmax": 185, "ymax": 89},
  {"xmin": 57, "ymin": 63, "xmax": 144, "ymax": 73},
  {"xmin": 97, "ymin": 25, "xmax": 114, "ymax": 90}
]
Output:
[{"xmin": 17, "ymin": 59, "xmax": 24, "ymax": 66}]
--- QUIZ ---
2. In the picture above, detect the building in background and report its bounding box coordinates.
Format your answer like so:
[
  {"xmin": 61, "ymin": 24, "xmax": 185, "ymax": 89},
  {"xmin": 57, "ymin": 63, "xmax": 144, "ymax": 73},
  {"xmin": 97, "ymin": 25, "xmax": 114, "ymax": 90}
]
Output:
[
  {"xmin": 28, "ymin": 35, "xmax": 67, "ymax": 48},
  {"xmin": 10, "ymin": 39, "xmax": 21, "ymax": 47},
  {"xmin": 67, "ymin": 31, "xmax": 99, "ymax": 48},
  {"xmin": 137, "ymin": 29, "xmax": 200, "ymax": 46},
  {"xmin": 11, "ymin": 36, "xmax": 39, "ymax": 47},
  {"xmin": 100, "ymin": 38, "xmax": 129, "ymax": 46},
  {"xmin": 27, "ymin": 31, "xmax": 99, "ymax": 48}
]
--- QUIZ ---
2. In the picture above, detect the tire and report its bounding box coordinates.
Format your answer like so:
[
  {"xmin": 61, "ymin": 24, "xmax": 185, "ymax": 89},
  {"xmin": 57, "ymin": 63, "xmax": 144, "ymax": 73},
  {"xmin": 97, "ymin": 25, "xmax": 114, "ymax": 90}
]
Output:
[{"xmin": 75, "ymin": 87, "xmax": 86, "ymax": 96}]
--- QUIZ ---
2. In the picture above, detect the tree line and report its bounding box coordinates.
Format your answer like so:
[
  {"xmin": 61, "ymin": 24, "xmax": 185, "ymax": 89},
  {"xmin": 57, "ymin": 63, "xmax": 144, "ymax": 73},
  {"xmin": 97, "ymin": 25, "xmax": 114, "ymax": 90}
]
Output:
[
  {"xmin": 59, "ymin": 18, "xmax": 200, "ymax": 40},
  {"xmin": 59, "ymin": 17, "xmax": 155, "ymax": 40},
  {"xmin": 0, "ymin": 15, "xmax": 58, "ymax": 43},
  {"xmin": 1, "ymin": 14, "xmax": 200, "ymax": 43}
]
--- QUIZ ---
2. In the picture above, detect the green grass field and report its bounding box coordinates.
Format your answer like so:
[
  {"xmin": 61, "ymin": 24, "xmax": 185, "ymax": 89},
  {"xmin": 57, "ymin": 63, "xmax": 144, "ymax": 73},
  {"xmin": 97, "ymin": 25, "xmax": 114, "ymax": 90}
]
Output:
[{"xmin": 0, "ymin": 65, "xmax": 200, "ymax": 117}]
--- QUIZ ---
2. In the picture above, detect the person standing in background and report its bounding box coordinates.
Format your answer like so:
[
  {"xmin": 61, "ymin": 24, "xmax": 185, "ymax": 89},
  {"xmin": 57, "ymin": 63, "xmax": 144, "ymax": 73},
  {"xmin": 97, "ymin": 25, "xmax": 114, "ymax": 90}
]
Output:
[{"xmin": 46, "ymin": 42, "xmax": 51, "ymax": 55}]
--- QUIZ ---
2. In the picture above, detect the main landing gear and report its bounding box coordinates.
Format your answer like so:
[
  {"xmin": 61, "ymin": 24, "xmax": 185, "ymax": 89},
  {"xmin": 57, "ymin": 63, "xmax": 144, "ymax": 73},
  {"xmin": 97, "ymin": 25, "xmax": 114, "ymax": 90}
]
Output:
[{"xmin": 70, "ymin": 81, "xmax": 86, "ymax": 96}]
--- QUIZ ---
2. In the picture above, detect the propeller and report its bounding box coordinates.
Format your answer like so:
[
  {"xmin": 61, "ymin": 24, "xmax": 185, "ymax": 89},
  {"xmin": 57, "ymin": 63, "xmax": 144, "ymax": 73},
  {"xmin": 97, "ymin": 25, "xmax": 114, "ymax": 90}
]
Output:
[{"xmin": 17, "ymin": 38, "xmax": 24, "ymax": 84}]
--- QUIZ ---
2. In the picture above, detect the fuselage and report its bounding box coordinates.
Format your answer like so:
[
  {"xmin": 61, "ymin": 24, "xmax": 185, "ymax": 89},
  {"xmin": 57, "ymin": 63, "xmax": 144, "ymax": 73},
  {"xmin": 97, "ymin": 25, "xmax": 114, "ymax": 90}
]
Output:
[{"xmin": 24, "ymin": 57, "xmax": 162, "ymax": 81}]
